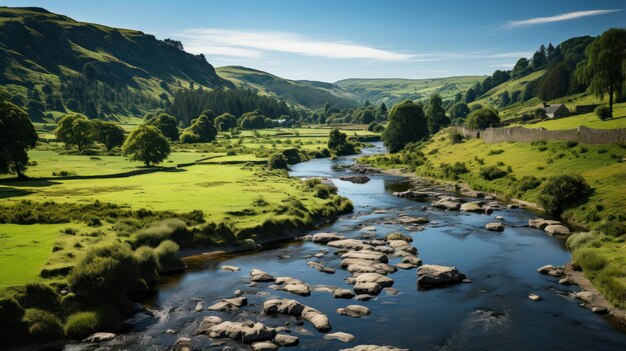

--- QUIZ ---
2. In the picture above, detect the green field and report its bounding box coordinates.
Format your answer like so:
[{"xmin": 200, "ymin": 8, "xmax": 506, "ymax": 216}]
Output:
[
  {"xmin": 0, "ymin": 126, "xmax": 369, "ymax": 289},
  {"xmin": 520, "ymin": 102, "xmax": 626, "ymax": 130}
]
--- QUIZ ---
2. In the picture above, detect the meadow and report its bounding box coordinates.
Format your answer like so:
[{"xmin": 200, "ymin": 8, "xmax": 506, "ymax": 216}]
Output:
[{"xmin": 0, "ymin": 125, "xmax": 375, "ymax": 290}]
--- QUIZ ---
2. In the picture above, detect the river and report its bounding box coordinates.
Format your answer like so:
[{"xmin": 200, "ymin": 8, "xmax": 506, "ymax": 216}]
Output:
[{"xmin": 74, "ymin": 142, "xmax": 626, "ymax": 350}]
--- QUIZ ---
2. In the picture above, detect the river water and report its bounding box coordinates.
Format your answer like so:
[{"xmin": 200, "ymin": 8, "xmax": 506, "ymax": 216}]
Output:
[{"xmin": 76, "ymin": 143, "xmax": 626, "ymax": 350}]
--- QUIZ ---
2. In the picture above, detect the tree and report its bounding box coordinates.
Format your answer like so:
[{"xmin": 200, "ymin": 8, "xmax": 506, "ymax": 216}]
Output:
[
  {"xmin": 576, "ymin": 28, "xmax": 626, "ymax": 117},
  {"xmin": 491, "ymin": 70, "xmax": 510, "ymax": 86},
  {"xmin": 538, "ymin": 174, "xmax": 591, "ymax": 218},
  {"xmin": 465, "ymin": 107, "xmax": 500, "ymax": 130},
  {"xmin": 55, "ymin": 113, "xmax": 95, "ymax": 152},
  {"xmin": 511, "ymin": 58, "xmax": 531, "ymax": 78},
  {"xmin": 449, "ymin": 102, "xmax": 470, "ymax": 120},
  {"xmin": 328, "ymin": 129, "xmax": 356, "ymax": 155},
  {"xmin": 538, "ymin": 64, "xmax": 570, "ymax": 100},
  {"xmin": 426, "ymin": 94, "xmax": 450, "ymax": 134},
  {"xmin": 180, "ymin": 114, "xmax": 217, "ymax": 143},
  {"xmin": 472, "ymin": 82, "xmax": 482, "ymax": 97},
  {"xmin": 481, "ymin": 77, "xmax": 493, "ymax": 93},
  {"xmin": 214, "ymin": 113, "xmax": 237, "ymax": 131},
  {"xmin": 93, "ymin": 120, "xmax": 125, "ymax": 152},
  {"xmin": 0, "ymin": 101, "xmax": 38, "ymax": 178},
  {"xmin": 378, "ymin": 103, "xmax": 388, "ymax": 118},
  {"xmin": 464, "ymin": 88, "xmax": 477, "ymax": 103},
  {"xmin": 499, "ymin": 91, "xmax": 511, "ymax": 107},
  {"xmin": 382, "ymin": 100, "xmax": 428, "ymax": 153},
  {"xmin": 122, "ymin": 125, "xmax": 171, "ymax": 166},
  {"xmin": 532, "ymin": 45, "xmax": 548, "ymax": 70},
  {"xmin": 595, "ymin": 105, "xmax": 611, "ymax": 121},
  {"xmin": 148, "ymin": 113, "xmax": 179, "ymax": 140}
]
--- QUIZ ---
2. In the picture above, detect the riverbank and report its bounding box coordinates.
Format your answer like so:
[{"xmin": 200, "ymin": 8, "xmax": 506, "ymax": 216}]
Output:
[
  {"xmin": 376, "ymin": 166, "xmax": 626, "ymax": 325},
  {"xmin": 360, "ymin": 130, "xmax": 625, "ymax": 313}
]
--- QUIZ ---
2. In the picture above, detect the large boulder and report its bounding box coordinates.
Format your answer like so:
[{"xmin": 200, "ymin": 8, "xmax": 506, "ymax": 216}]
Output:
[
  {"xmin": 460, "ymin": 202, "xmax": 484, "ymax": 213},
  {"xmin": 417, "ymin": 265, "xmax": 466, "ymax": 287},
  {"xmin": 263, "ymin": 299, "xmax": 305, "ymax": 315},
  {"xmin": 274, "ymin": 334, "xmax": 299, "ymax": 346},
  {"xmin": 194, "ymin": 316, "xmax": 223, "ymax": 335},
  {"xmin": 312, "ymin": 232, "xmax": 344, "ymax": 244},
  {"xmin": 353, "ymin": 273, "xmax": 394, "ymax": 288},
  {"xmin": 340, "ymin": 175, "xmax": 371, "ymax": 184},
  {"xmin": 341, "ymin": 251, "xmax": 389, "ymax": 263},
  {"xmin": 208, "ymin": 297, "xmax": 247, "ymax": 311},
  {"xmin": 528, "ymin": 218, "xmax": 561, "ymax": 229},
  {"xmin": 544, "ymin": 224, "xmax": 571, "ymax": 236},
  {"xmin": 353, "ymin": 282, "xmax": 383, "ymax": 295},
  {"xmin": 433, "ymin": 199, "xmax": 461, "ymax": 211},
  {"xmin": 172, "ymin": 337, "xmax": 192, "ymax": 351},
  {"xmin": 301, "ymin": 306, "xmax": 331, "ymax": 332},
  {"xmin": 251, "ymin": 341, "xmax": 279, "ymax": 351},
  {"xmin": 328, "ymin": 239, "xmax": 373, "ymax": 251},
  {"xmin": 208, "ymin": 321, "xmax": 276, "ymax": 344},
  {"xmin": 337, "ymin": 305, "xmax": 371, "ymax": 318},
  {"xmin": 250, "ymin": 269, "xmax": 275, "ymax": 282},
  {"xmin": 325, "ymin": 332, "xmax": 356, "ymax": 342}
]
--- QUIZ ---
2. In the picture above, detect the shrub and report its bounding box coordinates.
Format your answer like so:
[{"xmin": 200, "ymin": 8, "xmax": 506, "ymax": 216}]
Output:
[
  {"xmin": 565, "ymin": 140, "xmax": 578, "ymax": 148},
  {"xmin": 595, "ymin": 105, "xmax": 611, "ymax": 120},
  {"xmin": 538, "ymin": 174, "xmax": 592, "ymax": 217},
  {"xmin": 517, "ymin": 175, "xmax": 541, "ymax": 192},
  {"xmin": 153, "ymin": 240, "xmax": 184, "ymax": 272},
  {"xmin": 18, "ymin": 283, "xmax": 61, "ymax": 310},
  {"xmin": 134, "ymin": 218, "xmax": 189, "ymax": 247},
  {"xmin": 134, "ymin": 246, "xmax": 159, "ymax": 285},
  {"xmin": 65, "ymin": 311, "xmax": 99, "ymax": 339},
  {"xmin": 448, "ymin": 129, "xmax": 463, "ymax": 144},
  {"xmin": 479, "ymin": 166, "xmax": 508, "ymax": 180},
  {"xmin": 440, "ymin": 162, "xmax": 468, "ymax": 179},
  {"xmin": 281, "ymin": 148, "xmax": 302, "ymax": 164},
  {"xmin": 67, "ymin": 241, "xmax": 139, "ymax": 302},
  {"xmin": 268, "ymin": 154, "xmax": 288, "ymax": 170},
  {"xmin": 23, "ymin": 308, "xmax": 63, "ymax": 340},
  {"xmin": 465, "ymin": 107, "xmax": 500, "ymax": 130},
  {"xmin": 313, "ymin": 184, "xmax": 337, "ymax": 199}
]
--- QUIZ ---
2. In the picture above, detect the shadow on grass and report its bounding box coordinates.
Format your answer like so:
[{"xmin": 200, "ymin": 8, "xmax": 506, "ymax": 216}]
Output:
[{"xmin": 0, "ymin": 186, "xmax": 36, "ymax": 199}]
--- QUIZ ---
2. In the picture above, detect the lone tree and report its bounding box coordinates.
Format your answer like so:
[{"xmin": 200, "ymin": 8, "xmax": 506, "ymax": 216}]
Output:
[
  {"xmin": 93, "ymin": 120, "xmax": 125, "ymax": 152},
  {"xmin": 426, "ymin": 93, "xmax": 450, "ymax": 134},
  {"xmin": 122, "ymin": 125, "xmax": 171, "ymax": 166},
  {"xmin": 0, "ymin": 101, "xmax": 38, "ymax": 178},
  {"xmin": 382, "ymin": 100, "xmax": 428, "ymax": 153},
  {"xmin": 180, "ymin": 114, "xmax": 217, "ymax": 143},
  {"xmin": 465, "ymin": 107, "xmax": 500, "ymax": 130},
  {"xmin": 55, "ymin": 113, "xmax": 95, "ymax": 152},
  {"xmin": 576, "ymin": 28, "xmax": 626, "ymax": 117}
]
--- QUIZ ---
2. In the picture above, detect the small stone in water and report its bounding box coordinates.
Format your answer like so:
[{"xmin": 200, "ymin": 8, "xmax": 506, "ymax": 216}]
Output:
[{"xmin": 528, "ymin": 294, "xmax": 541, "ymax": 301}]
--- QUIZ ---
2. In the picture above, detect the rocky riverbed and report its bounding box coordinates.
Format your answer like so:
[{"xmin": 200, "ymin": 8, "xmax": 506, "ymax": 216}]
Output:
[{"xmin": 66, "ymin": 143, "xmax": 626, "ymax": 351}]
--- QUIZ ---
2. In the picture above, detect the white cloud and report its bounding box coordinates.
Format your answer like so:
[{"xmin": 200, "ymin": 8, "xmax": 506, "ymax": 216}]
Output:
[
  {"xmin": 178, "ymin": 28, "xmax": 414, "ymax": 61},
  {"xmin": 506, "ymin": 9, "xmax": 622, "ymax": 28}
]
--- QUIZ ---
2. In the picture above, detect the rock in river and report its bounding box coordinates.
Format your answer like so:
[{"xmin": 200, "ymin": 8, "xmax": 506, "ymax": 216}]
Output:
[
  {"xmin": 544, "ymin": 224, "xmax": 571, "ymax": 236},
  {"xmin": 171, "ymin": 337, "xmax": 192, "ymax": 351},
  {"xmin": 528, "ymin": 218, "xmax": 561, "ymax": 229},
  {"xmin": 325, "ymin": 332, "xmax": 356, "ymax": 342},
  {"xmin": 274, "ymin": 333, "xmax": 299, "ymax": 346},
  {"xmin": 208, "ymin": 321, "xmax": 276, "ymax": 344},
  {"xmin": 340, "ymin": 345, "xmax": 411, "ymax": 351},
  {"xmin": 339, "ymin": 175, "xmax": 371, "ymax": 184},
  {"xmin": 417, "ymin": 264, "xmax": 466, "ymax": 287},
  {"xmin": 485, "ymin": 222, "xmax": 505, "ymax": 232},
  {"xmin": 252, "ymin": 341, "xmax": 279, "ymax": 351},
  {"xmin": 250, "ymin": 269, "xmax": 275, "ymax": 282},
  {"xmin": 311, "ymin": 232, "xmax": 344, "ymax": 244},
  {"xmin": 263, "ymin": 299, "xmax": 331, "ymax": 332},
  {"xmin": 221, "ymin": 265, "xmax": 241, "ymax": 272},
  {"xmin": 337, "ymin": 305, "xmax": 371, "ymax": 318},
  {"xmin": 82, "ymin": 332, "xmax": 116, "ymax": 343}
]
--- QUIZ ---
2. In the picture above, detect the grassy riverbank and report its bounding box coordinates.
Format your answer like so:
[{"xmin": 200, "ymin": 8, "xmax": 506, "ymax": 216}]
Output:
[{"xmin": 360, "ymin": 131, "xmax": 625, "ymax": 308}]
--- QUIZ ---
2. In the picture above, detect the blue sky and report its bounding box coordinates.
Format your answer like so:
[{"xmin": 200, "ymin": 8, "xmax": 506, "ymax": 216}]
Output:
[{"xmin": 5, "ymin": 0, "xmax": 626, "ymax": 81}]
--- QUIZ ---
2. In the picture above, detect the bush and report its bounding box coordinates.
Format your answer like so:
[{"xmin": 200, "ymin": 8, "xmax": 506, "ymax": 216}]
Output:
[
  {"xmin": 448, "ymin": 129, "xmax": 463, "ymax": 144},
  {"xmin": 268, "ymin": 154, "xmax": 288, "ymax": 170},
  {"xmin": 479, "ymin": 166, "xmax": 508, "ymax": 180},
  {"xmin": 18, "ymin": 283, "xmax": 61, "ymax": 310},
  {"xmin": 65, "ymin": 311, "xmax": 99, "ymax": 339},
  {"xmin": 281, "ymin": 148, "xmax": 302, "ymax": 164},
  {"xmin": 465, "ymin": 107, "xmax": 500, "ymax": 130},
  {"xmin": 538, "ymin": 174, "xmax": 592, "ymax": 217},
  {"xmin": 134, "ymin": 246, "xmax": 159, "ymax": 285},
  {"xmin": 440, "ymin": 162, "xmax": 468, "ymax": 179},
  {"xmin": 134, "ymin": 218, "xmax": 189, "ymax": 247},
  {"xmin": 68, "ymin": 241, "xmax": 139, "ymax": 302},
  {"xmin": 23, "ymin": 308, "xmax": 64, "ymax": 340},
  {"xmin": 313, "ymin": 184, "xmax": 337, "ymax": 199},
  {"xmin": 595, "ymin": 105, "xmax": 611, "ymax": 120},
  {"xmin": 153, "ymin": 240, "xmax": 184, "ymax": 272},
  {"xmin": 517, "ymin": 175, "xmax": 541, "ymax": 192}
]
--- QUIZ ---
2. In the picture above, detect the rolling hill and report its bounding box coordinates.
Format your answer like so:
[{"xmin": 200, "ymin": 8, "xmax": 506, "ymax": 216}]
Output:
[
  {"xmin": 0, "ymin": 6, "xmax": 232, "ymax": 120},
  {"xmin": 336, "ymin": 76, "xmax": 485, "ymax": 106},
  {"xmin": 216, "ymin": 65, "xmax": 360, "ymax": 109}
]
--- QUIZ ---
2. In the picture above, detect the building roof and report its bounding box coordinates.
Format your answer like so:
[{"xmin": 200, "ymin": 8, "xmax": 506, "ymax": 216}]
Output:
[{"xmin": 545, "ymin": 104, "xmax": 569, "ymax": 114}]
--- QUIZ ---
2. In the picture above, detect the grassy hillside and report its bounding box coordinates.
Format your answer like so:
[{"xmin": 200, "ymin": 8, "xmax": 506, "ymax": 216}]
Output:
[
  {"xmin": 0, "ymin": 6, "xmax": 232, "ymax": 120},
  {"xmin": 516, "ymin": 102, "xmax": 626, "ymax": 130},
  {"xmin": 336, "ymin": 76, "xmax": 485, "ymax": 106},
  {"xmin": 216, "ymin": 65, "xmax": 359, "ymax": 108}
]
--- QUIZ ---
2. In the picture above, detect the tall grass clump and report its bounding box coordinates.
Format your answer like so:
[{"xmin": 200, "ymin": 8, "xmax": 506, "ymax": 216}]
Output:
[
  {"xmin": 22, "ymin": 308, "xmax": 64, "ymax": 340},
  {"xmin": 133, "ymin": 218, "xmax": 189, "ymax": 247},
  {"xmin": 64, "ymin": 311, "xmax": 99, "ymax": 339}
]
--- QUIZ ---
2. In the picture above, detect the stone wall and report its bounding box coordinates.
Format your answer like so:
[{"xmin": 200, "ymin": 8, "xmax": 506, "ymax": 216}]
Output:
[{"xmin": 452, "ymin": 126, "xmax": 626, "ymax": 144}]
